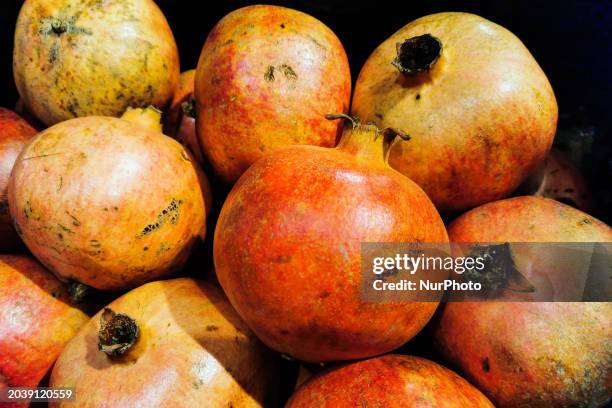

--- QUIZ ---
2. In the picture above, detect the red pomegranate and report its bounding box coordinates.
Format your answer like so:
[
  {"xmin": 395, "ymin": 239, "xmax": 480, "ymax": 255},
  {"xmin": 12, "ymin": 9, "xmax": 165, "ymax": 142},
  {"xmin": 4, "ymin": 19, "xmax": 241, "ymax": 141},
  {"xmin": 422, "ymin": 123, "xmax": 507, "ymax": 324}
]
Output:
[
  {"xmin": 434, "ymin": 196, "xmax": 612, "ymax": 407},
  {"xmin": 351, "ymin": 13, "xmax": 557, "ymax": 212},
  {"xmin": 286, "ymin": 355, "xmax": 493, "ymax": 407},
  {"xmin": 195, "ymin": 5, "xmax": 351, "ymax": 183},
  {"xmin": 214, "ymin": 116, "xmax": 448, "ymax": 362},
  {"xmin": 50, "ymin": 278, "xmax": 275, "ymax": 407},
  {"xmin": 0, "ymin": 108, "xmax": 37, "ymax": 251},
  {"xmin": 0, "ymin": 255, "xmax": 88, "ymax": 408}
]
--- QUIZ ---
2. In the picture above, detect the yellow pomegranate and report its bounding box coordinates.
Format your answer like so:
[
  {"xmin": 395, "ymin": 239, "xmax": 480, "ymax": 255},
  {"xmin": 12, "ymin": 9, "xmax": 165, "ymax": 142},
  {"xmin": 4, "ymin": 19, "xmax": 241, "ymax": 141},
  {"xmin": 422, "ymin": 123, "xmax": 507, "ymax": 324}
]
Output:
[{"xmin": 13, "ymin": 0, "xmax": 180, "ymax": 126}]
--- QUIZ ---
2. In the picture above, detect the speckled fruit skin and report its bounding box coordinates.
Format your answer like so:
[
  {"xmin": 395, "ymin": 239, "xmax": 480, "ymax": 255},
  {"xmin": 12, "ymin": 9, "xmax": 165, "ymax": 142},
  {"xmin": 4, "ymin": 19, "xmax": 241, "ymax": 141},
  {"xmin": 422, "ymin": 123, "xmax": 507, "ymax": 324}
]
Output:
[
  {"xmin": 352, "ymin": 13, "xmax": 558, "ymax": 212},
  {"xmin": 286, "ymin": 354, "xmax": 494, "ymax": 407},
  {"xmin": 0, "ymin": 255, "xmax": 88, "ymax": 408},
  {"xmin": 13, "ymin": 0, "xmax": 180, "ymax": 126},
  {"xmin": 8, "ymin": 114, "xmax": 206, "ymax": 291},
  {"xmin": 0, "ymin": 109, "xmax": 37, "ymax": 251},
  {"xmin": 195, "ymin": 5, "xmax": 351, "ymax": 183},
  {"xmin": 214, "ymin": 123, "xmax": 448, "ymax": 362},
  {"xmin": 50, "ymin": 278, "xmax": 273, "ymax": 408},
  {"xmin": 434, "ymin": 196, "xmax": 612, "ymax": 407}
]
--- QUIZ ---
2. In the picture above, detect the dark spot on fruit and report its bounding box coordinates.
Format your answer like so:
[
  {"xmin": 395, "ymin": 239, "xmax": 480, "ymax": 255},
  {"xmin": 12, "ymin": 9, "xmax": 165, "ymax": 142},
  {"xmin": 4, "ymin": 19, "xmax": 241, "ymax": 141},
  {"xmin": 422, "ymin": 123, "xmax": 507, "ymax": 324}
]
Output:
[
  {"xmin": 375, "ymin": 112, "xmax": 383, "ymax": 120},
  {"xmin": 278, "ymin": 64, "xmax": 297, "ymax": 80},
  {"xmin": 579, "ymin": 217, "xmax": 593, "ymax": 225},
  {"xmin": 205, "ymin": 325, "xmax": 219, "ymax": 332},
  {"xmin": 415, "ymin": 93, "xmax": 421, "ymax": 100},
  {"xmin": 280, "ymin": 23, "xmax": 285, "ymax": 28},
  {"xmin": 319, "ymin": 291, "xmax": 331, "ymax": 299},
  {"xmin": 482, "ymin": 357, "xmax": 490, "ymax": 372},
  {"xmin": 273, "ymin": 254, "xmax": 292, "ymax": 263},
  {"xmin": 264, "ymin": 65, "xmax": 275, "ymax": 82},
  {"xmin": 143, "ymin": 246, "xmax": 149, "ymax": 251}
]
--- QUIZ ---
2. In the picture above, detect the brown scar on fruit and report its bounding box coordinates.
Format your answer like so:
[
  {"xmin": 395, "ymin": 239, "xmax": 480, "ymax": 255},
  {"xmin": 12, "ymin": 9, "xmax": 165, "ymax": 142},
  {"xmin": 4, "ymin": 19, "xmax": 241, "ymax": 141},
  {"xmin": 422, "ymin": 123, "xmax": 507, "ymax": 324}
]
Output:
[
  {"xmin": 264, "ymin": 65, "xmax": 275, "ymax": 81},
  {"xmin": 98, "ymin": 308, "xmax": 139, "ymax": 357},
  {"xmin": 278, "ymin": 64, "xmax": 298, "ymax": 80},
  {"xmin": 136, "ymin": 198, "xmax": 183, "ymax": 238}
]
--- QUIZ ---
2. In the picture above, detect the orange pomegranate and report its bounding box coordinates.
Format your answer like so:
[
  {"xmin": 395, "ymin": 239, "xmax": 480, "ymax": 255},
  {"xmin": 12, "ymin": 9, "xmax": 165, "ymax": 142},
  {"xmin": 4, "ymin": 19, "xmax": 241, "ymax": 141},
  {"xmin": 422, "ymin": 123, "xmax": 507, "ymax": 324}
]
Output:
[
  {"xmin": 214, "ymin": 116, "xmax": 447, "ymax": 362},
  {"xmin": 434, "ymin": 196, "xmax": 612, "ymax": 407},
  {"xmin": 9, "ymin": 107, "xmax": 207, "ymax": 291},
  {"xmin": 50, "ymin": 278, "xmax": 274, "ymax": 408},
  {"xmin": 195, "ymin": 5, "xmax": 351, "ymax": 183},
  {"xmin": 13, "ymin": 0, "xmax": 180, "ymax": 126},
  {"xmin": 0, "ymin": 255, "xmax": 88, "ymax": 408},
  {"xmin": 352, "ymin": 13, "xmax": 558, "ymax": 212},
  {"xmin": 287, "ymin": 355, "xmax": 493, "ymax": 407},
  {"xmin": 0, "ymin": 108, "xmax": 37, "ymax": 251}
]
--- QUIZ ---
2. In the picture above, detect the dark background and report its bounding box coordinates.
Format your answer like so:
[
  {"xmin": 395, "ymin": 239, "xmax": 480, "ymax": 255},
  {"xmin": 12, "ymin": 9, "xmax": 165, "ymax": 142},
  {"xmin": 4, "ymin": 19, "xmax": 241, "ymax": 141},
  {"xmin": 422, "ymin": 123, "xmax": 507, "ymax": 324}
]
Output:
[{"xmin": 1, "ymin": 0, "xmax": 610, "ymax": 221}]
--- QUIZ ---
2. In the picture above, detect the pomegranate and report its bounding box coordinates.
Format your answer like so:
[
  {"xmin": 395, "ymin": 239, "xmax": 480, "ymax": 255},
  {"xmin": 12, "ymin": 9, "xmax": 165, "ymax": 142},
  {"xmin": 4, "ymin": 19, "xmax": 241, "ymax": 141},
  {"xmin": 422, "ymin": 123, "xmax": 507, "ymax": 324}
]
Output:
[
  {"xmin": 434, "ymin": 196, "xmax": 612, "ymax": 407},
  {"xmin": 0, "ymin": 109, "xmax": 37, "ymax": 251},
  {"xmin": 195, "ymin": 5, "xmax": 351, "ymax": 183},
  {"xmin": 13, "ymin": 0, "xmax": 179, "ymax": 126},
  {"xmin": 9, "ymin": 107, "xmax": 207, "ymax": 291},
  {"xmin": 50, "ymin": 278, "xmax": 274, "ymax": 408},
  {"xmin": 286, "ymin": 355, "xmax": 493, "ymax": 407},
  {"xmin": 0, "ymin": 255, "xmax": 88, "ymax": 408},
  {"xmin": 351, "ymin": 12, "xmax": 557, "ymax": 212},
  {"xmin": 214, "ymin": 116, "xmax": 448, "ymax": 362}
]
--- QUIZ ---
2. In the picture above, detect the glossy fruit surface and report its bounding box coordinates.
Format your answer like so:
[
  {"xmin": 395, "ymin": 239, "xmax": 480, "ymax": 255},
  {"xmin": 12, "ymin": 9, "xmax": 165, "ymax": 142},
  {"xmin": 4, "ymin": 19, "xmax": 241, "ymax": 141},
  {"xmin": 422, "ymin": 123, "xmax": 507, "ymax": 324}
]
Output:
[
  {"xmin": 50, "ymin": 278, "xmax": 274, "ymax": 407},
  {"xmin": 286, "ymin": 355, "xmax": 494, "ymax": 407},
  {"xmin": 352, "ymin": 12, "xmax": 557, "ymax": 212},
  {"xmin": 195, "ymin": 5, "xmax": 351, "ymax": 183},
  {"xmin": 0, "ymin": 255, "xmax": 88, "ymax": 408},
  {"xmin": 215, "ymin": 120, "xmax": 447, "ymax": 362}
]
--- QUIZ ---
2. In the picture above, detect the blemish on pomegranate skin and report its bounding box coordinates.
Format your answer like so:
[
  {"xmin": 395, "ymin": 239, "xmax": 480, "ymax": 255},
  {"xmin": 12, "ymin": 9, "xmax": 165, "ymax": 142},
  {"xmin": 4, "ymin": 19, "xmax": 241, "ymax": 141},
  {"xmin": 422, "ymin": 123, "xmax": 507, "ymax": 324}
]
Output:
[{"xmin": 482, "ymin": 357, "xmax": 490, "ymax": 373}]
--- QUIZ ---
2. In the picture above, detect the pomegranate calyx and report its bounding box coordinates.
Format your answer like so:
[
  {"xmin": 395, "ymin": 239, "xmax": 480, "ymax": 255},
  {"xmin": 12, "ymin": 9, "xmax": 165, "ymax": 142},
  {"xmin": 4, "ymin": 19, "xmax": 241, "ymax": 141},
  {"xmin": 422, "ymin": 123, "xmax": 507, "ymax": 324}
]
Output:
[
  {"xmin": 392, "ymin": 34, "xmax": 442, "ymax": 75},
  {"xmin": 98, "ymin": 308, "xmax": 139, "ymax": 357}
]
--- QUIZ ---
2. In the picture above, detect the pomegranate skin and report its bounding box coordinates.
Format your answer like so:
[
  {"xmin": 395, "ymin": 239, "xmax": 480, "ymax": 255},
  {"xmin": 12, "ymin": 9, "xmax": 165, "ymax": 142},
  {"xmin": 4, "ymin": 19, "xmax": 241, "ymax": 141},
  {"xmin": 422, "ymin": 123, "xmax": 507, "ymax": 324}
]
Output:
[
  {"xmin": 50, "ymin": 278, "xmax": 274, "ymax": 408},
  {"xmin": 8, "ymin": 114, "xmax": 207, "ymax": 291},
  {"xmin": 214, "ymin": 124, "xmax": 448, "ymax": 362},
  {"xmin": 13, "ymin": 0, "xmax": 180, "ymax": 126},
  {"xmin": 352, "ymin": 13, "xmax": 557, "ymax": 212},
  {"xmin": 434, "ymin": 196, "xmax": 612, "ymax": 408},
  {"xmin": 286, "ymin": 355, "xmax": 494, "ymax": 408},
  {"xmin": 0, "ymin": 255, "xmax": 88, "ymax": 408},
  {"xmin": 195, "ymin": 5, "xmax": 351, "ymax": 183},
  {"xmin": 0, "ymin": 109, "xmax": 37, "ymax": 251}
]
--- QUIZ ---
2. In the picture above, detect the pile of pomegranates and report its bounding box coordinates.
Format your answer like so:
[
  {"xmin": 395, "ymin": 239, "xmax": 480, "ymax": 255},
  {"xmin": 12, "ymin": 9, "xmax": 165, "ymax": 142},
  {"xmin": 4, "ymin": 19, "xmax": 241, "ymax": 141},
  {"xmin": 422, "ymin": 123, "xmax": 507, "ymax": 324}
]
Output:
[{"xmin": 0, "ymin": 2, "xmax": 609, "ymax": 407}]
